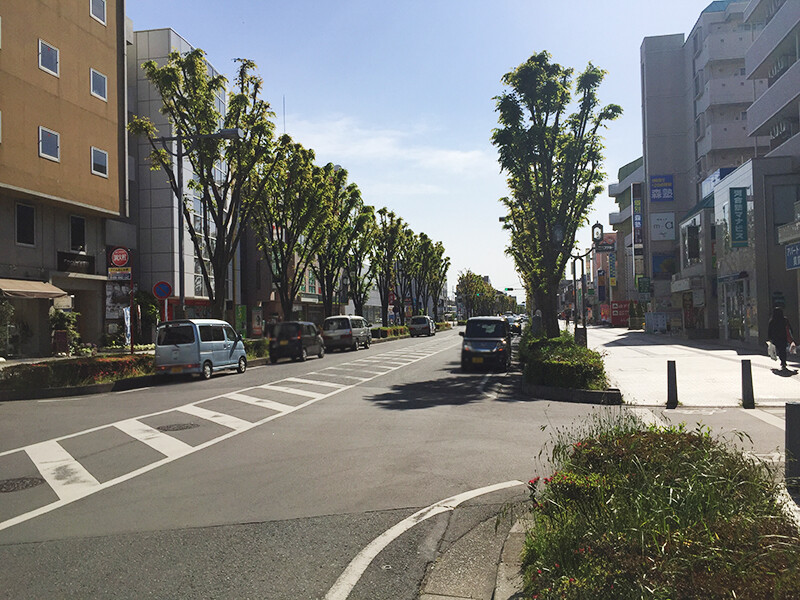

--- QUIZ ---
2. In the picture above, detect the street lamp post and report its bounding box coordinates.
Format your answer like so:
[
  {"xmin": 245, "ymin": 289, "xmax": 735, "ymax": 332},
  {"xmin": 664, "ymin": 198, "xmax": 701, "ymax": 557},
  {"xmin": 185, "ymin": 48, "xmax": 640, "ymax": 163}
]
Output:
[
  {"xmin": 570, "ymin": 222, "xmax": 604, "ymax": 347},
  {"xmin": 154, "ymin": 128, "xmax": 244, "ymax": 319}
]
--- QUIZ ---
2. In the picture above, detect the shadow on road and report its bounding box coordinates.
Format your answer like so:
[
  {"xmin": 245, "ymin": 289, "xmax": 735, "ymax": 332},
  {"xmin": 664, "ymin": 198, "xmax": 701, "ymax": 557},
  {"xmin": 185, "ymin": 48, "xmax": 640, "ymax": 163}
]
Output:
[
  {"xmin": 364, "ymin": 364, "xmax": 493, "ymax": 410},
  {"xmin": 771, "ymin": 368, "xmax": 799, "ymax": 377}
]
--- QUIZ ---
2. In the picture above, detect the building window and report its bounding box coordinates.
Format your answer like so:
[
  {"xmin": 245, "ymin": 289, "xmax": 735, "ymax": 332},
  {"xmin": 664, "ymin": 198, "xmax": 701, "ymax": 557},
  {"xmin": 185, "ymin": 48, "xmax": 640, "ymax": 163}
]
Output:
[
  {"xmin": 90, "ymin": 0, "xmax": 106, "ymax": 25},
  {"xmin": 90, "ymin": 69, "xmax": 107, "ymax": 101},
  {"xmin": 39, "ymin": 126, "xmax": 60, "ymax": 161},
  {"xmin": 91, "ymin": 147, "xmax": 108, "ymax": 177},
  {"xmin": 38, "ymin": 39, "xmax": 59, "ymax": 76},
  {"xmin": 70, "ymin": 216, "xmax": 86, "ymax": 252},
  {"xmin": 16, "ymin": 204, "xmax": 35, "ymax": 247}
]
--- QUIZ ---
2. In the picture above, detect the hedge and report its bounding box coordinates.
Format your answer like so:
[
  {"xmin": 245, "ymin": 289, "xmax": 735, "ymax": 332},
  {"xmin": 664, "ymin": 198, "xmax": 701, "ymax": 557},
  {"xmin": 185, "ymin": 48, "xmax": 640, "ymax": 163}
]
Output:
[
  {"xmin": 0, "ymin": 355, "xmax": 155, "ymax": 391},
  {"xmin": 243, "ymin": 338, "xmax": 268, "ymax": 358},
  {"xmin": 370, "ymin": 326, "xmax": 410, "ymax": 339},
  {"xmin": 518, "ymin": 331, "xmax": 608, "ymax": 391}
]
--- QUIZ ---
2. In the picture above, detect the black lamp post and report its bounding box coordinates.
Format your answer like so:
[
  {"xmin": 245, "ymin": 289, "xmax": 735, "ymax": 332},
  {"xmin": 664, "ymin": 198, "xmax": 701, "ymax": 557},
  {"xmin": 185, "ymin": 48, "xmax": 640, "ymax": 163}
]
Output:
[{"xmin": 570, "ymin": 222, "xmax": 603, "ymax": 347}]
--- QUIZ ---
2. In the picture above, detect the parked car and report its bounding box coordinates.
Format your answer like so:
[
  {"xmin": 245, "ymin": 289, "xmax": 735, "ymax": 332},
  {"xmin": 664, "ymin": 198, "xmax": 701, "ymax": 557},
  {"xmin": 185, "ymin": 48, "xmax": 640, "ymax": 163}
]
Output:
[
  {"xmin": 322, "ymin": 315, "xmax": 372, "ymax": 351},
  {"xmin": 459, "ymin": 316, "xmax": 511, "ymax": 371},
  {"xmin": 408, "ymin": 315, "xmax": 436, "ymax": 337},
  {"xmin": 269, "ymin": 321, "xmax": 325, "ymax": 363},
  {"xmin": 155, "ymin": 319, "xmax": 247, "ymax": 380}
]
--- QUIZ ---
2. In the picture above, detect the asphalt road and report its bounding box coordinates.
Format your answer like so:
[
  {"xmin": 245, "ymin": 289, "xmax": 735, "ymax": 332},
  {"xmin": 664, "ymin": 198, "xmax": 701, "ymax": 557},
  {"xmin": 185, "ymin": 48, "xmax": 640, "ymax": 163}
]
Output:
[{"xmin": 0, "ymin": 326, "xmax": 794, "ymax": 599}]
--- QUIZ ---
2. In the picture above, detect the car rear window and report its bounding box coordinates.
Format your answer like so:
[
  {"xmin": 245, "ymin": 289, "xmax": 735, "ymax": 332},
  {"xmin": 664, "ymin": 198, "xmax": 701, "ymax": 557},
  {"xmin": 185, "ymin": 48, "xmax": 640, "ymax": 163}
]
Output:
[
  {"xmin": 410, "ymin": 316, "xmax": 428, "ymax": 324},
  {"xmin": 157, "ymin": 324, "xmax": 195, "ymax": 346},
  {"xmin": 324, "ymin": 318, "xmax": 350, "ymax": 331},
  {"xmin": 465, "ymin": 320, "xmax": 507, "ymax": 338},
  {"xmin": 275, "ymin": 323, "xmax": 301, "ymax": 339}
]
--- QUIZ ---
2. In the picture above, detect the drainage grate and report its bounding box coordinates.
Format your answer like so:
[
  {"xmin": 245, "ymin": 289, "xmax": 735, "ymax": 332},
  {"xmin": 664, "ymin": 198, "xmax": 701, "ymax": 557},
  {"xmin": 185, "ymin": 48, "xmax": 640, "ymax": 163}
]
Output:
[
  {"xmin": 156, "ymin": 423, "xmax": 200, "ymax": 432},
  {"xmin": 0, "ymin": 477, "xmax": 46, "ymax": 493}
]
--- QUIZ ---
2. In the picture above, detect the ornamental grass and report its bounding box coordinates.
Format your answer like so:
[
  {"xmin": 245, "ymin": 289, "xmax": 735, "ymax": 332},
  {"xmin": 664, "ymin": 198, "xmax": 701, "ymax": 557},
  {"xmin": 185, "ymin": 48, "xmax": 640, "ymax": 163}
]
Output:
[{"xmin": 523, "ymin": 411, "xmax": 800, "ymax": 599}]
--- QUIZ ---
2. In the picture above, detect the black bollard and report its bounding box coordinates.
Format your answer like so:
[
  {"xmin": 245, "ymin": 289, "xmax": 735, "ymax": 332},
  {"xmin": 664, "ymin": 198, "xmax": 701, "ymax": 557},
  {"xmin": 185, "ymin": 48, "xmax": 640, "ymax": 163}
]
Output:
[
  {"xmin": 788, "ymin": 402, "xmax": 800, "ymax": 490},
  {"xmin": 742, "ymin": 359, "xmax": 755, "ymax": 409},
  {"xmin": 666, "ymin": 360, "xmax": 678, "ymax": 409}
]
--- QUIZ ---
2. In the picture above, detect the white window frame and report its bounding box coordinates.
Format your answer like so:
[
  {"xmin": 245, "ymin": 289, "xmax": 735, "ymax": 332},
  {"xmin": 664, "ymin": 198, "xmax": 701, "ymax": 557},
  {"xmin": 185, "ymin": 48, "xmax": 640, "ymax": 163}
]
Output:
[
  {"xmin": 90, "ymin": 0, "xmax": 107, "ymax": 25},
  {"xmin": 38, "ymin": 39, "xmax": 59, "ymax": 77},
  {"xmin": 91, "ymin": 146, "xmax": 108, "ymax": 177},
  {"xmin": 16, "ymin": 203, "xmax": 36, "ymax": 248},
  {"xmin": 90, "ymin": 68, "xmax": 107, "ymax": 101},
  {"xmin": 39, "ymin": 126, "xmax": 60, "ymax": 162}
]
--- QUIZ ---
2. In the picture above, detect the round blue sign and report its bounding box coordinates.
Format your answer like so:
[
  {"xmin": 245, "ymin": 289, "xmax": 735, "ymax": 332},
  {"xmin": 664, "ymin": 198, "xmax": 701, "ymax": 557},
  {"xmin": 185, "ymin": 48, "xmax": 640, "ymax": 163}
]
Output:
[{"xmin": 153, "ymin": 281, "xmax": 172, "ymax": 299}]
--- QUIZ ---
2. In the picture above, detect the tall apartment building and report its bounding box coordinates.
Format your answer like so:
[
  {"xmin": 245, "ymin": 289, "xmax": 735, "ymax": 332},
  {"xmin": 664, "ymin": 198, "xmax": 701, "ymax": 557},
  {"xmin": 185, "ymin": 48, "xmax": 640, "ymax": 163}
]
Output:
[
  {"xmin": 0, "ymin": 0, "xmax": 127, "ymax": 355},
  {"xmin": 640, "ymin": 0, "xmax": 770, "ymax": 317},
  {"xmin": 608, "ymin": 157, "xmax": 644, "ymax": 305}
]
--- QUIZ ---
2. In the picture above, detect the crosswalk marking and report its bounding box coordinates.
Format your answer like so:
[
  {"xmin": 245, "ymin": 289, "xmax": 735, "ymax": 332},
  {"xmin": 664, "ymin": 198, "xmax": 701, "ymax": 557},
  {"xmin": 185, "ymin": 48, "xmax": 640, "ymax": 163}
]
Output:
[
  {"xmin": 284, "ymin": 377, "xmax": 346, "ymax": 389},
  {"xmin": 25, "ymin": 441, "xmax": 101, "ymax": 502},
  {"xmin": 178, "ymin": 404, "xmax": 251, "ymax": 431},
  {"xmin": 318, "ymin": 368, "xmax": 370, "ymax": 380},
  {"xmin": 224, "ymin": 392, "xmax": 295, "ymax": 413},
  {"xmin": 259, "ymin": 384, "xmax": 324, "ymax": 399},
  {"xmin": 115, "ymin": 419, "xmax": 193, "ymax": 458}
]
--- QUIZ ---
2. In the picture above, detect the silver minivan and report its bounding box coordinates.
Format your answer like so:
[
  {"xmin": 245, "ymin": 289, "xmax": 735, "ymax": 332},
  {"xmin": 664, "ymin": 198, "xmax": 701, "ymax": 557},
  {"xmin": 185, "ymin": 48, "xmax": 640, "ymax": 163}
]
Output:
[
  {"xmin": 321, "ymin": 315, "xmax": 372, "ymax": 351},
  {"xmin": 155, "ymin": 319, "xmax": 247, "ymax": 380}
]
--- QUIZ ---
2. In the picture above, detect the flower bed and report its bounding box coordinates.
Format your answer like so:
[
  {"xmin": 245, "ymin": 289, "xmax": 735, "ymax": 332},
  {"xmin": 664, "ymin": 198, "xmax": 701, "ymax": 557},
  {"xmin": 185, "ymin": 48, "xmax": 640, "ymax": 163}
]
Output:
[
  {"xmin": 0, "ymin": 355, "xmax": 155, "ymax": 391},
  {"xmin": 519, "ymin": 330, "xmax": 608, "ymax": 390}
]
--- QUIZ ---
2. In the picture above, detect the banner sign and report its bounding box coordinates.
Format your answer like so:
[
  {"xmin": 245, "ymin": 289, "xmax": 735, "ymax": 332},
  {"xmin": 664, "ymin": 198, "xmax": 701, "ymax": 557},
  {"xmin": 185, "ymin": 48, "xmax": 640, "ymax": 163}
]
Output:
[
  {"xmin": 730, "ymin": 188, "xmax": 748, "ymax": 248},
  {"xmin": 632, "ymin": 182, "xmax": 644, "ymax": 246},
  {"xmin": 786, "ymin": 241, "xmax": 800, "ymax": 271},
  {"xmin": 650, "ymin": 175, "xmax": 674, "ymax": 202},
  {"xmin": 608, "ymin": 252, "xmax": 617, "ymax": 286}
]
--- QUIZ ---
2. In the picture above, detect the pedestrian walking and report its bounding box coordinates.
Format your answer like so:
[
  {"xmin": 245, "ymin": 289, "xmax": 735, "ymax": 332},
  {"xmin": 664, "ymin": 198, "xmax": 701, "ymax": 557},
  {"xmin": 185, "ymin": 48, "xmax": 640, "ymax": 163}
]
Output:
[{"xmin": 767, "ymin": 306, "xmax": 795, "ymax": 370}]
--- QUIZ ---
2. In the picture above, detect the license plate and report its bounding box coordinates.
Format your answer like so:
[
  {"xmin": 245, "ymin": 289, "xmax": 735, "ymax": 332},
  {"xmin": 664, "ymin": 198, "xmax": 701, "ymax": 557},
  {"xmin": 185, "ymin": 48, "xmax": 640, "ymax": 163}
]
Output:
[
  {"xmin": 279, "ymin": 340, "xmax": 289, "ymax": 346},
  {"xmin": 472, "ymin": 357, "xmax": 484, "ymax": 364},
  {"xmin": 170, "ymin": 367, "xmax": 183, "ymax": 374}
]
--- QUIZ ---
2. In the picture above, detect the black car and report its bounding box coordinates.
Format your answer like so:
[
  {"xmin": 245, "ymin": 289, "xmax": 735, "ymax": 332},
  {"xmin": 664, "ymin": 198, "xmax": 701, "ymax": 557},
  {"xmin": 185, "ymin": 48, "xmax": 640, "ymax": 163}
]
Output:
[
  {"xmin": 459, "ymin": 316, "xmax": 511, "ymax": 371},
  {"xmin": 269, "ymin": 321, "xmax": 325, "ymax": 363}
]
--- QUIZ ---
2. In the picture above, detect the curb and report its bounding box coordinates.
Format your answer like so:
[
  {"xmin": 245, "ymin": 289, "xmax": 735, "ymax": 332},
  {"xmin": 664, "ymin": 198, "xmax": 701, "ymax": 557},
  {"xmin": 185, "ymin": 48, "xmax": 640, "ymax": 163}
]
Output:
[{"xmin": 520, "ymin": 382, "xmax": 623, "ymax": 405}]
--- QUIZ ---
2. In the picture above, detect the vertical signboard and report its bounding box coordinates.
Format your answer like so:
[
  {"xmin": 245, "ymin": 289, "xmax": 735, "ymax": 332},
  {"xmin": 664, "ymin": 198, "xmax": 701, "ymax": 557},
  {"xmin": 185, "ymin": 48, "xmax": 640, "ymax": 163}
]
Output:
[
  {"xmin": 650, "ymin": 175, "xmax": 674, "ymax": 202},
  {"xmin": 730, "ymin": 187, "xmax": 748, "ymax": 248},
  {"xmin": 608, "ymin": 252, "xmax": 617, "ymax": 287},
  {"xmin": 632, "ymin": 182, "xmax": 643, "ymax": 246},
  {"xmin": 786, "ymin": 241, "xmax": 800, "ymax": 270}
]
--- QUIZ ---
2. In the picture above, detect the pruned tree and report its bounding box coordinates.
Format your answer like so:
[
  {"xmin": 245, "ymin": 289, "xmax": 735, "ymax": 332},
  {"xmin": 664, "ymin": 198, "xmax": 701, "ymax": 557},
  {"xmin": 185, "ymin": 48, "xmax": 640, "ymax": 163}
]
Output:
[
  {"xmin": 426, "ymin": 242, "xmax": 450, "ymax": 322},
  {"xmin": 371, "ymin": 208, "xmax": 405, "ymax": 326},
  {"xmin": 129, "ymin": 49, "xmax": 279, "ymax": 319},
  {"xmin": 347, "ymin": 206, "xmax": 378, "ymax": 318},
  {"xmin": 393, "ymin": 226, "xmax": 417, "ymax": 325},
  {"xmin": 252, "ymin": 142, "xmax": 333, "ymax": 321},
  {"xmin": 492, "ymin": 51, "xmax": 622, "ymax": 337}
]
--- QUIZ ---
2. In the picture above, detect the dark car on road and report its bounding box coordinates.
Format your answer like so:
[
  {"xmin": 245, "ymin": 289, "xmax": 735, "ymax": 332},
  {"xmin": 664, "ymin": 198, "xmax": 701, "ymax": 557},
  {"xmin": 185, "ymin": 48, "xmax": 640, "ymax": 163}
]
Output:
[
  {"xmin": 269, "ymin": 321, "xmax": 325, "ymax": 363},
  {"xmin": 459, "ymin": 316, "xmax": 511, "ymax": 371}
]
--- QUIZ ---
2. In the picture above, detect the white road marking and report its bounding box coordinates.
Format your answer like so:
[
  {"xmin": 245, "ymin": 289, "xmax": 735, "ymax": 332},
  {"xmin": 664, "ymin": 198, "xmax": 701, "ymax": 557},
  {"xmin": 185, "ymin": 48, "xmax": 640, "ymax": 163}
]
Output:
[
  {"xmin": 116, "ymin": 387, "xmax": 151, "ymax": 394},
  {"xmin": 741, "ymin": 408, "xmax": 786, "ymax": 431},
  {"xmin": 178, "ymin": 404, "xmax": 251, "ymax": 431},
  {"xmin": 224, "ymin": 392, "xmax": 295, "ymax": 413},
  {"xmin": 325, "ymin": 480, "xmax": 525, "ymax": 600},
  {"xmin": 258, "ymin": 384, "xmax": 324, "ymax": 399},
  {"xmin": 283, "ymin": 377, "xmax": 345, "ymax": 389},
  {"xmin": 114, "ymin": 419, "xmax": 193, "ymax": 458},
  {"xmin": 317, "ymin": 368, "xmax": 371, "ymax": 380},
  {"xmin": 628, "ymin": 407, "xmax": 667, "ymax": 428},
  {"xmin": 25, "ymin": 441, "xmax": 101, "ymax": 502}
]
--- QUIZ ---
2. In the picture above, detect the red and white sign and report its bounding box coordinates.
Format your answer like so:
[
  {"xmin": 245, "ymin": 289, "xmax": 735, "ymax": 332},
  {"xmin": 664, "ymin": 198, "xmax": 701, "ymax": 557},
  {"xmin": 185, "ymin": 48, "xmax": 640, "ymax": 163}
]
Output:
[{"xmin": 110, "ymin": 247, "xmax": 130, "ymax": 267}]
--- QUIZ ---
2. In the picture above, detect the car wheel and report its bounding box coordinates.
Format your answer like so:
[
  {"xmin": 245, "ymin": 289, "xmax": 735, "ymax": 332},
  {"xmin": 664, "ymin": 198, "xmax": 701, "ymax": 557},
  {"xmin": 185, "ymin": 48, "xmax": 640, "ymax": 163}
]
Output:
[
  {"xmin": 364, "ymin": 337, "xmax": 371, "ymax": 349},
  {"xmin": 237, "ymin": 356, "xmax": 247, "ymax": 374},
  {"xmin": 351, "ymin": 340, "xmax": 358, "ymax": 351},
  {"xmin": 300, "ymin": 347, "xmax": 307, "ymax": 362},
  {"xmin": 318, "ymin": 345, "xmax": 325, "ymax": 359},
  {"xmin": 202, "ymin": 361, "xmax": 213, "ymax": 380}
]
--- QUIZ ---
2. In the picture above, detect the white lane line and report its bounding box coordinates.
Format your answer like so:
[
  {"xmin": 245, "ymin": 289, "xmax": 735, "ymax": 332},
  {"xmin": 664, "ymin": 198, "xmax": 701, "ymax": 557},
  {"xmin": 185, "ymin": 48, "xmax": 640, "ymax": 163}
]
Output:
[
  {"xmin": 284, "ymin": 377, "xmax": 345, "ymax": 389},
  {"xmin": 224, "ymin": 392, "xmax": 295, "ymax": 414},
  {"xmin": 317, "ymin": 369, "xmax": 370, "ymax": 380},
  {"xmin": 178, "ymin": 404, "xmax": 251, "ymax": 431},
  {"xmin": 259, "ymin": 384, "xmax": 324, "ymax": 399},
  {"xmin": 325, "ymin": 480, "xmax": 525, "ymax": 600},
  {"xmin": 114, "ymin": 419, "xmax": 193, "ymax": 458},
  {"xmin": 628, "ymin": 407, "xmax": 667, "ymax": 428},
  {"xmin": 741, "ymin": 408, "xmax": 786, "ymax": 431},
  {"xmin": 116, "ymin": 387, "xmax": 151, "ymax": 395},
  {"xmin": 25, "ymin": 441, "xmax": 101, "ymax": 502}
]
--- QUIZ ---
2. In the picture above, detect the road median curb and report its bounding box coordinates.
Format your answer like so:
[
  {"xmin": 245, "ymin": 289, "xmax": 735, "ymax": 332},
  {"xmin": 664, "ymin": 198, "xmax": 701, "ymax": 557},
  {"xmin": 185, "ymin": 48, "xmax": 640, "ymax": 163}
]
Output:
[{"xmin": 520, "ymin": 382, "xmax": 623, "ymax": 405}]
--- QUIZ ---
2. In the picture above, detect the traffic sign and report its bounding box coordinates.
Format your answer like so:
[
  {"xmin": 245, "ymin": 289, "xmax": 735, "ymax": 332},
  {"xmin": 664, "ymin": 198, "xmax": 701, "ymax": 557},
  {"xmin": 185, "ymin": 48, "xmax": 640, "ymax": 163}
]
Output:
[
  {"xmin": 153, "ymin": 281, "xmax": 172, "ymax": 299},
  {"xmin": 110, "ymin": 247, "xmax": 130, "ymax": 267}
]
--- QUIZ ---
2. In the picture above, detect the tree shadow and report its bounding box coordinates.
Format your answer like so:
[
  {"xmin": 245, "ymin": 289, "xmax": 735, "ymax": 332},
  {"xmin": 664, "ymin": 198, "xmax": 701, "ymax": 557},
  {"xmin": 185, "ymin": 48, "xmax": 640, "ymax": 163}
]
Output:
[{"xmin": 365, "ymin": 365, "xmax": 494, "ymax": 411}]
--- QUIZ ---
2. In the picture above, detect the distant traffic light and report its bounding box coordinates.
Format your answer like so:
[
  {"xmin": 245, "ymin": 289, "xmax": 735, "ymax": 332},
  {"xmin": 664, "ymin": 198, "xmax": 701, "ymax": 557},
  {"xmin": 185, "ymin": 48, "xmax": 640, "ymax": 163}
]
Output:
[{"xmin": 504, "ymin": 287, "xmax": 513, "ymax": 291}]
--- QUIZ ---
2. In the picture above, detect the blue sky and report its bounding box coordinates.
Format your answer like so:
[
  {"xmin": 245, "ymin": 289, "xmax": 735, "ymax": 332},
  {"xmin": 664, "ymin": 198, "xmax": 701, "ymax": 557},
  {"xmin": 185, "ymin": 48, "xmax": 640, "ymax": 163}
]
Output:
[{"xmin": 126, "ymin": 1, "xmax": 714, "ymax": 300}]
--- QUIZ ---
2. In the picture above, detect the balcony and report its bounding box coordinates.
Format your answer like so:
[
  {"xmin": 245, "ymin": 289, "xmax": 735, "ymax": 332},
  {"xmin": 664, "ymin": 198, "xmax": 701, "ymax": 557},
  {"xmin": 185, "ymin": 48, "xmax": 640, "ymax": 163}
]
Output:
[
  {"xmin": 745, "ymin": 1, "xmax": 800, "ymax": 79},
  {"xmin": 748, "ymin": 59, "xmax": 800, "ymax": 136},
  {"xmin": 609, "ymin": 204, "xmax": 632, "ymax": 226},
  {"xmin": 608, "ymin": 164, "xmax": 645, "ymax": 197},
  {"xmin": 695, "ymin": 35, "xmax": 752, "ymax": 71},
  {"xmin": 696, "ymin": 122, "xmax": 754, "ymax": 157}
]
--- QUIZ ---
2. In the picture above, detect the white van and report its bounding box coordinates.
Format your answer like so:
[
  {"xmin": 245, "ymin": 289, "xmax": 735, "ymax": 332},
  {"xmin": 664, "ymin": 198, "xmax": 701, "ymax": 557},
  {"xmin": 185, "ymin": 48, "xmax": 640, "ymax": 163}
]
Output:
[
  {"xmin": 155, "ymin": 319, "xmax": 247, "ymax": 380},
  {"xmin": 321, "ymin": 315, "xmax": 372, "ymax": 351}
]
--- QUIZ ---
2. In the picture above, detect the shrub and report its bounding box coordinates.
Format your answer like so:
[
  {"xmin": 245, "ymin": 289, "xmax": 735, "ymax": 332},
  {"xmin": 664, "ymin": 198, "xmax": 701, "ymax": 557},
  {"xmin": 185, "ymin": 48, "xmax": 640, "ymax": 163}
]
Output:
[
  {"xmin": 243, "ymin": 338, "xmax": 268, "ymax": 358},
  {"xmin": 519, "ymin": 330, "xmax": 608, "ymax": 390},
  {"xmin": 0, "ymin": 355, "xmax": 155, "ymax": 390},
  {"xmin": 435, "ymin": 321, "xmax": 452, "ymax": 331}
]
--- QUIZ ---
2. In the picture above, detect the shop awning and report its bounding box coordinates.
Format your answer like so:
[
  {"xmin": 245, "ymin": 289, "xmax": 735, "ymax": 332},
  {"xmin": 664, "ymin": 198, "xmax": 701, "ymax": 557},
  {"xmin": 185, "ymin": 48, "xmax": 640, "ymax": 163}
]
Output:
[{"xmin": 0, "ymin": 278, "xmax": 68, "ymax": 299}]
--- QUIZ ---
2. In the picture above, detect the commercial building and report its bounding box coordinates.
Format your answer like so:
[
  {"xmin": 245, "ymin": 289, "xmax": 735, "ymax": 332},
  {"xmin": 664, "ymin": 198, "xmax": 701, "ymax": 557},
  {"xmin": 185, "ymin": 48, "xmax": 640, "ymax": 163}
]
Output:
[
  {"xmin": 0, "ymin": 0, "xmax": 128, "ymax": 355},
  {"xmin": 608, "ymin": 157, "xmax": 645, "ymax": 306},
  {"xmin": 640, "ymin": 0, "xmax": 770, "ymax": 320}
]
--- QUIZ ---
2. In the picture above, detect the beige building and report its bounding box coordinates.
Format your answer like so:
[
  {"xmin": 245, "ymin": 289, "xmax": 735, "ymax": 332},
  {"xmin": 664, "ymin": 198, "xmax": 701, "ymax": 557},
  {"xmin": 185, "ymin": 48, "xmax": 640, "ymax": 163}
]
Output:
[{"xmin": 0, "ymin": 0, "xmax": 127, "ymax": 355}]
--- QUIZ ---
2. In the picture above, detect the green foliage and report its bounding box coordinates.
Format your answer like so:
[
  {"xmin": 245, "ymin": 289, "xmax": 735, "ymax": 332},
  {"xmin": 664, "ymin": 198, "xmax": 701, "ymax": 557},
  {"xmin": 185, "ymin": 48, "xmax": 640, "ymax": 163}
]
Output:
[
  {"xmin": 519, "ymin": 330, "xmax": 608, "ymax": 390},
  {"xmin": 457, "ymin": 270, "xmax": 497, "ymax": 317},
  {"xmin": 49, "ymin": 309, "xmax": 81, "ymax": 353},
  {"xmin": 492, "ymin": 51, "xmax": 622, "ymax": 337},
  {"xmin": 0, "ymin": 355, "xmax": 155, "ymax": 390},
  {"xmin": 372, "ymin": 208, "xmax": 406, "ymax": 326},
  {"xmin": 522, "ymin": 413, "xmax": 800, "ymax": 599},
  {"xmin": 243, "ymin": 338, "xmax": 268, "ymax": 358},
  {"xmin": 434, "ymin": 322, "xmax": 452, "ymax": 331},
  {"xmin": 370, "ymin": 326, "xmax": 409, "ymax": 339}
]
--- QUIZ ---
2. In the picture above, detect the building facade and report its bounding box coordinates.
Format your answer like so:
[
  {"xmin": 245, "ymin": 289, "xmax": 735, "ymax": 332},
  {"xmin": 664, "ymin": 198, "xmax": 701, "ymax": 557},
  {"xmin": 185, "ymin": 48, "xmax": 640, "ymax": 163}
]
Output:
[
  {"xmin": 608, "ymin": 157, "xmax": 645, "ymax": 306},
  {"xmin": 0, "ymin": 0, "xmax": 127, "ymax": 355}
]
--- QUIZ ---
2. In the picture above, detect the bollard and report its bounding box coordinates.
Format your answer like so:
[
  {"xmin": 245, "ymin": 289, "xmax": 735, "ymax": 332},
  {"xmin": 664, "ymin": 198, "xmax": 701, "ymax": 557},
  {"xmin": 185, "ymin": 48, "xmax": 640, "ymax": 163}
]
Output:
[
  {"xmin": 666, "ymin": 360, "xmax": 678, "ymax": 409},
  {"xmin": 788, "ymin": 402, "xmax": 800, "ymax": 490},
  {"xmin": 741, "ymin": 359, "xmax": 755, "ymax": 409}
]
